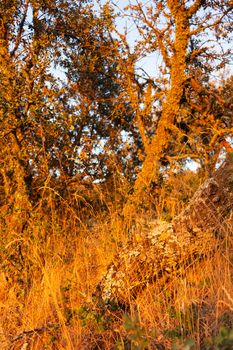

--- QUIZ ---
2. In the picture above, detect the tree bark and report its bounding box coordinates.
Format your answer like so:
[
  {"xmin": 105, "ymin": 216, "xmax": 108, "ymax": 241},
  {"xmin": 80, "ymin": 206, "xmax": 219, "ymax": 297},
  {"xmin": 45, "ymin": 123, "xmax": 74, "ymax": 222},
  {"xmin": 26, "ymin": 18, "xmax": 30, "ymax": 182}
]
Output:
[
  {"xmin": 0, "ymin": 17, "xmax": 32, "ymax": 232},
  {"xmin": 123, "ymin": 2, "xmax": 190, "ymax": 219},
  {"xmin": 96, "ymin": 154, "xmax": 233, "ymax": 305}
]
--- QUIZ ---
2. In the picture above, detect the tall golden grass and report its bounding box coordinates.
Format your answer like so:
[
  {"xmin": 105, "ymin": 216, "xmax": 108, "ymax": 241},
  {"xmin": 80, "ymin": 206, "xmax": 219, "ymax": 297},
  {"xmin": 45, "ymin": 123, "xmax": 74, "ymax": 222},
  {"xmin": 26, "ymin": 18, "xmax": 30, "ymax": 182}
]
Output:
[{"xmin": 0, "ymin": 170, "xmax": 232, "ymax": 349}]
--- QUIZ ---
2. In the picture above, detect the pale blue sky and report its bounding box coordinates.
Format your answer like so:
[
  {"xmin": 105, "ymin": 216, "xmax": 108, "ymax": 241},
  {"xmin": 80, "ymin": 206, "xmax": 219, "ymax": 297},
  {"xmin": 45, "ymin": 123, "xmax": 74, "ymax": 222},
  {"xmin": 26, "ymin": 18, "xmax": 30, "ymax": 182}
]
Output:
[
  {"xmin": 95, "ymin": 0, "xmax": 161, "ymax": 78},
  {"xmin": 97, "ymin": 0, "xmax": 232, "ymax": 79}
]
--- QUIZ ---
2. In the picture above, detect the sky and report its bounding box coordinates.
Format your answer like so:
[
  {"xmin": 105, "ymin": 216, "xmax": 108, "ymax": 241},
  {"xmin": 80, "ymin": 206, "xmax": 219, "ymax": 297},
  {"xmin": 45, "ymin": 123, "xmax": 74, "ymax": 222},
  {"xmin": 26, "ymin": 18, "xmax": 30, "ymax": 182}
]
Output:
[
  {"xmin": 115, "ymin": 0, "xmax": 161, "ymax": 76},
  {"xmin": 95, "ymin": 0, "xmax": 161, "ymax": 78},
  {"xmin": 97, "ymin": 0, "xmax": 232, "ymax": 79}
]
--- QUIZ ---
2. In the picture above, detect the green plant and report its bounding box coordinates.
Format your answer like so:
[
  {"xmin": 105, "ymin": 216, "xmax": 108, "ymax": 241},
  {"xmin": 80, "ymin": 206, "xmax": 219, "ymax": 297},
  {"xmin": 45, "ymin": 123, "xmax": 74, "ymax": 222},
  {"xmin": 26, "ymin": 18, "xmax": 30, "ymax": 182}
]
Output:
[
  {"xmin": 172, "ymin": 338, "xmax": 195, "ymax": 350},
  {"xmin": 204, "ymin": 327, "xmax": 233, "ymax": 350},
  {"xmin": 123, "ymin": 314, "xmax": 149, "ymax": 349}
]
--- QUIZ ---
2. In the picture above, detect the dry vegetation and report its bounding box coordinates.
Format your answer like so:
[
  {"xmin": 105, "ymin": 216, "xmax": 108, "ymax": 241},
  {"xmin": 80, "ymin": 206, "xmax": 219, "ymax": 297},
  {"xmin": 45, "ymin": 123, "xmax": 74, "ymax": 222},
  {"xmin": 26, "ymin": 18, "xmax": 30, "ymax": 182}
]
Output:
[
  {"xmin": 0, "ymin": 167, "xmax": 232, "ymax": 350},
  {"xmin": 0, "ymin": 0, "xmax": 232, "ymax": 349}
]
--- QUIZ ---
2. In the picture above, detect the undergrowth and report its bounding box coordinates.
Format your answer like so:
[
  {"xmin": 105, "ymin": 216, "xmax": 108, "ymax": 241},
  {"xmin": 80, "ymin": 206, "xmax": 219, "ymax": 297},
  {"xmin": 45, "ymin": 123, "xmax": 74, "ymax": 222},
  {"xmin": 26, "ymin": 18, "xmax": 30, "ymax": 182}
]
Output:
[{"xmin": 0, "ymin": 170, "xmax": 232, "ymax": 349}]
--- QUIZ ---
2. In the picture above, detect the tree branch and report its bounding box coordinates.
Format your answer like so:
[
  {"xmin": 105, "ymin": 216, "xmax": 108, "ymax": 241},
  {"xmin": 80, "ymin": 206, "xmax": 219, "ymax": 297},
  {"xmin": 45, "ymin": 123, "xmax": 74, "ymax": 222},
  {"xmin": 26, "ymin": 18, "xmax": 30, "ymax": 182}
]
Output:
[
  {"xmin": 10, "ymin": 0, "xmax": 29, "ymax": 57},
  {"xmin": 188, "ymin": 0, "xmax": 205, "ymax": 18}
]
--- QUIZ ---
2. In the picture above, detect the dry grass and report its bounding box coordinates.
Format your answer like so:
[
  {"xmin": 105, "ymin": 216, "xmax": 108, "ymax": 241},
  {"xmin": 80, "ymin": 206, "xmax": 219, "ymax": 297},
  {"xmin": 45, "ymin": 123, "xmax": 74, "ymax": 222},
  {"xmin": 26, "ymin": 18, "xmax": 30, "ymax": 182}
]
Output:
[{"xmin": 0, "ymin": 173, "xmax": 232, "ymax": 349}]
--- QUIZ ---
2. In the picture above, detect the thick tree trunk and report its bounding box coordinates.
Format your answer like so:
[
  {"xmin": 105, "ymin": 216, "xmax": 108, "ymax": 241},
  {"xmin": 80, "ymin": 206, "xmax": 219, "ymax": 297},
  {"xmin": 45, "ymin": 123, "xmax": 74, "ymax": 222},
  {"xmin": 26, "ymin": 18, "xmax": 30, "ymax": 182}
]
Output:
[
  {"xmin": 96, "ymin": 154, "xmax": 233, "ymax": 305},
  {"xmin": 123, "ymin": 2, "xmax": 190, "ymax": 219}
]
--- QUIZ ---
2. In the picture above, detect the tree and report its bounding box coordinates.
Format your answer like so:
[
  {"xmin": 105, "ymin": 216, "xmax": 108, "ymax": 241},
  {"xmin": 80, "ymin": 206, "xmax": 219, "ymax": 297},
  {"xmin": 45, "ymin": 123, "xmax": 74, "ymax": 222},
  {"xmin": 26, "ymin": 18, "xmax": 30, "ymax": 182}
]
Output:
[
  {"xmin": 0, "ymin": 0, "xmax": 232, "ymax": 230},
  {"xmin": 57, "ymin": 2, "xmax": 141, "ymax": 182},
  {"xmin": 118, "ymin": 0, "xmax": 233, "ymax": 218},
  {"xmin": 0, "ymin": 0, "xmax": 140, "ymax": 230}
]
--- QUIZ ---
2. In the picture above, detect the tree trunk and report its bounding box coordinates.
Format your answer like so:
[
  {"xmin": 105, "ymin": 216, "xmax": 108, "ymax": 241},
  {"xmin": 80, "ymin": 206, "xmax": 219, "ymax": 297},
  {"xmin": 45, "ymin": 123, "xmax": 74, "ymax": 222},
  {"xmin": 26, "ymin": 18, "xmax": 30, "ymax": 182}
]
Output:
[
  {"xmin": 96, "ymin": 154, "xmax": 233, "ymax": 305},
  {"xmin": 0, "ymin": 26, "xmax": 32, "ymax": 232},
  {"xmin": 123, "ymin": 2, "xmax": 190, "ymax": 220}
]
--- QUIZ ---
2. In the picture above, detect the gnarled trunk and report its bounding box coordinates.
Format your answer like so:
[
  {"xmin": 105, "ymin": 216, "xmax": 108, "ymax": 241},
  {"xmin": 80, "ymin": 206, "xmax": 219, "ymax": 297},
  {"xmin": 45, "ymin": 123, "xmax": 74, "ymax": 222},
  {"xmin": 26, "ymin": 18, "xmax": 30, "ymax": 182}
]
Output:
[{"xmin": 123, "ymin": 2, "xmax": 191, "ymax": 219}]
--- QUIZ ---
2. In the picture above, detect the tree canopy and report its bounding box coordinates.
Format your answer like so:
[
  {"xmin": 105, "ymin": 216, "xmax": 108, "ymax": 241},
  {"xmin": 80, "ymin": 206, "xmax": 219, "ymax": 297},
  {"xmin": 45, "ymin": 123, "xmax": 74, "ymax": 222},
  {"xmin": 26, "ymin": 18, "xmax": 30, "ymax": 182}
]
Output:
[{"xmin": 0, "ymin": 0, "xmax": 232, "ymax": 224}]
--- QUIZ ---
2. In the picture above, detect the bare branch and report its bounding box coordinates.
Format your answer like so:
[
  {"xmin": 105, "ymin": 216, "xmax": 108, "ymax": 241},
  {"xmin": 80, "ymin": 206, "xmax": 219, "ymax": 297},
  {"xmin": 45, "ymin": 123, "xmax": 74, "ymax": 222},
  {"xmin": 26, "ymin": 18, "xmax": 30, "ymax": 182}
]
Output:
[
  {"xmin": 136, "ymin": 3, "xmax": 172, "ymax": 68},
  {"xmin": 188, "ymin": 0, "xmax": 205, "ymax": 18},
  {"xmin": 10, "ymin": 0, "xmax": 29, "ymax": 57},
  {"xmin": 190, "ymin": 7, "xmax": 233, "ymax": 36}
]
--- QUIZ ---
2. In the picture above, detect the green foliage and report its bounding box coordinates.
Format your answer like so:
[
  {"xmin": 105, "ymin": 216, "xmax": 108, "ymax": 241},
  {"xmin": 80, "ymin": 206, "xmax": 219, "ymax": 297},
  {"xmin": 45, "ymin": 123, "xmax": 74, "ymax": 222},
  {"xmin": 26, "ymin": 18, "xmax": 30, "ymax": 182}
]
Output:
[
  {"xmin": 204, "ymin": 327, "xmax": 233, "ymax": 350},
  {"xmin": 172, "ymin": 338, "xmax": 195, "ymax": 350},
  {"xmin": 123, "ymin": 313, "xmax": 149, "ymax": 349},
  {"xmin": 77, "ymin": 304, "xmax": 113, "ymax": 332}
]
